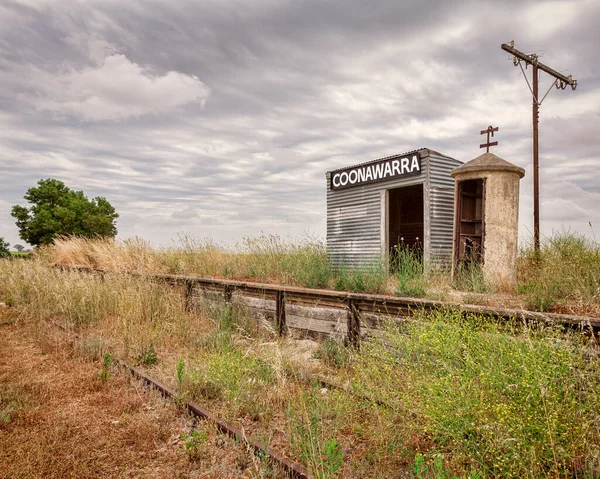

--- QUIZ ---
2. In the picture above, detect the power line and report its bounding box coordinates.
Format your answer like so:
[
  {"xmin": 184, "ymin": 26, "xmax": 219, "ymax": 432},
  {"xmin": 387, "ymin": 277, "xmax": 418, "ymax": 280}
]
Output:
[{"xmin": 501, "ymin": 41, "xmax": 577, "ymax": 252}]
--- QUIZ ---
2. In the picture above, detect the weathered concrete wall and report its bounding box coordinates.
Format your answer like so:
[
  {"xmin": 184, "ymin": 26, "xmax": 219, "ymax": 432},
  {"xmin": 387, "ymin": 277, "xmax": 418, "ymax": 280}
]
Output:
[
  {"xmin": 483, "ymin": 170, "xmax": 521, "ymax": 288},
  {"xmin": 452, "ymin": 166, "xmax": 523, "ymax": 290}
]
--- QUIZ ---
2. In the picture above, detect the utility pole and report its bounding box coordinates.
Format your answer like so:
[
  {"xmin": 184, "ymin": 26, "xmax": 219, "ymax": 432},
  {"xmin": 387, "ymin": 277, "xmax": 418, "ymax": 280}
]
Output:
[{"xmin": 501, "ymin": 41, "xmax": 577, "ymax": 252}]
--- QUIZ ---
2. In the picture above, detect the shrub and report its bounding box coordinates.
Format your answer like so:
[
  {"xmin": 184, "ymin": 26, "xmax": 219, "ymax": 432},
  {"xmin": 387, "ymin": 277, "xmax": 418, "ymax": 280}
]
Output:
[
  {"xmin": 98, "ymin": 352, "xmax": 113, "ymax": 381},
  {"xmin": 135, "ymin": 344, "xmax": 159, "ymax": 366},
  {"xmin": 0, "ymin": 237, "xmax": 10, "ymax": 258},
  {"xmin": 180, "ymin": 426, "xmax": 209, "ymax": 461}
]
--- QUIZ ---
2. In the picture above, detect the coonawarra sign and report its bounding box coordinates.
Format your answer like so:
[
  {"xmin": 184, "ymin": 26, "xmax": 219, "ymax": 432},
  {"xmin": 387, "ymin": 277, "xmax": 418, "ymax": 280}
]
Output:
[{"xmin": 330, "ymin": 153, "xmax": 421, "ymax": 190}]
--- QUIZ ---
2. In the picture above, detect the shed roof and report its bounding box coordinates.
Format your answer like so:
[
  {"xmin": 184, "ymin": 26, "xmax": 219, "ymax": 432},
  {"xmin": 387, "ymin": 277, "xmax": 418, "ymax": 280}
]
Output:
[
  {"xmin": 451, "ymin": 152, "xmax": 525, "ymax": 178},
  {"xmin": 327, "ymin": 147, "xmax": 455, "ymax": 174}
]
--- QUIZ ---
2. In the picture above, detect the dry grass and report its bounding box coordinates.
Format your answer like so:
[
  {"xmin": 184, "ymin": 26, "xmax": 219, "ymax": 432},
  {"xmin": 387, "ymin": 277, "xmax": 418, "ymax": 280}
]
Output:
[
  {"xmin": 517, "ymin": 230, "xmax": 600, "ymax": 316},
  {"xmin": 40, "ymin": 236, "xmax": 161, "ymax": 274},
  {"xmin": 0, "ymin": 258, "xmax": 395, "ymax": 477},
  {"xmin": 38, "ymin": 233, "xmax": 600, "ymax": 316},
  {"xmin": 0, "ymin": 312, "xmax": 280, "ymax": 479},
  {"xmin": 3, "ymin": 250, "xmax": 600, "ymax": 478}
]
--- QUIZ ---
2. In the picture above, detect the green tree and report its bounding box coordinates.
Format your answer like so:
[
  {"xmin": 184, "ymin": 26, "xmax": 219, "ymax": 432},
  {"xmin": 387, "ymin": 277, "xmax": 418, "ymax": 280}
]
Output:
[
  {"xmin": 13, "ymin": 244, "xmax": 24, "ymax": 252},
  {"xmin": 11, "ymin": 179, "xmax": 119, "ymax": 246},
  {"xmin": 0, "ymin": 237, "xmax": 9, "ymax": 258}
]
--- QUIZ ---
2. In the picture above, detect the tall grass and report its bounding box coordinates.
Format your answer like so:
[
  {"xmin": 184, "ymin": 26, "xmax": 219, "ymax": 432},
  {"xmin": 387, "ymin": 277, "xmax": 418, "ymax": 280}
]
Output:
[
  {"xmin": 518, "ymin": 230, "xmax": 600, "ymax": 315},
  {"xmin": 0, "ymin": 258, "xmax": 197, "ymax": 361},
  {"xmin": 3, "ymin": 255, "xmax": 600, "ymax": 477},
  {"xmin": 390, "ymin": 244, "xmax": 426, "ymax": 297},
  {"xmin": 32, "ymin": 230, "xmax": 600, "ymax": 315},
  {"xmin": 452, "ymin": 261, "xmax": 487, "ymax": 293},
  {"xmin": 44, "ymin": 234, "xmax": 391, "ymax": 294}
]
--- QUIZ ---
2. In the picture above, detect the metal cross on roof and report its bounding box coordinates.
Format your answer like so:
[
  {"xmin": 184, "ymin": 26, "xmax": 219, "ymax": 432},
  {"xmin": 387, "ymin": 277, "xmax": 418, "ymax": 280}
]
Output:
[{"xmin": 480, "ymin": 125, "xmax": 499, "ymax": 152}]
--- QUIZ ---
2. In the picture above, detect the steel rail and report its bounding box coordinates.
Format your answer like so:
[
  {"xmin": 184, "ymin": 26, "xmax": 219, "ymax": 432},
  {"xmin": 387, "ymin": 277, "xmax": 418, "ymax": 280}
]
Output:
[
  {"xmin": 118, "ymin": 361, "xmax": 310, "ymax": 479},
  {"xmin": 43, "ymin": 315, "xmax": 310, "ymax": 479}
]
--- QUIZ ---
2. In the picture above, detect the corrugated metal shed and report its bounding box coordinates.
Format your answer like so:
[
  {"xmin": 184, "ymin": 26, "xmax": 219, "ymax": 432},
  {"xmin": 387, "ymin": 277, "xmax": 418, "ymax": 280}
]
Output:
[{"xmin": 326, "ymin": 148, "xmax": 462, "ymax": 269}]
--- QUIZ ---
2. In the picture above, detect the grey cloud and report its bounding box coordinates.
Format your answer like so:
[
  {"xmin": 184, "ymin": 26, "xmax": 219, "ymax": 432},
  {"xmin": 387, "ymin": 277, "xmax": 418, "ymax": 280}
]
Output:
[
  {"xmin": 0, "ymin": 0, "xmax": 599, "ymax": 248},
  {"xmin": 171, "ymin": 206, "xmax": 198, "ymax": 220},
  {"xmin": 15, "ymin": 51, "xmax": 211, "ymax": 121}
]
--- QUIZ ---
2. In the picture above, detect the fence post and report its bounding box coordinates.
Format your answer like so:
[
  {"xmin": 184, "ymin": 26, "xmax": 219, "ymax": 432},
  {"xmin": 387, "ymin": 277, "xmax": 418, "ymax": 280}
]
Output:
[
  {"xmin": 185, "ymin": 279, "xmax": 193, "ymax": 311},
  {"xmin": 224, "ymin": 284, "xmax": 233, "ymax": 303},
  {"xmin": 346, "ymin": 298, "xmax": 360, "ymax": 347},
  {"xmin": 276, "ymin": 290, "xmax": 287, "ymax": 336}
]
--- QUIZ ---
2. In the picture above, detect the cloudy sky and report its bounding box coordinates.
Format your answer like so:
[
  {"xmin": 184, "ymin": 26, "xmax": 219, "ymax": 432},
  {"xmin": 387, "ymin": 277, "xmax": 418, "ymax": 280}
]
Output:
[{"xmin": 1, "ymin": 0, "xmax": 598, "ymax": 248}]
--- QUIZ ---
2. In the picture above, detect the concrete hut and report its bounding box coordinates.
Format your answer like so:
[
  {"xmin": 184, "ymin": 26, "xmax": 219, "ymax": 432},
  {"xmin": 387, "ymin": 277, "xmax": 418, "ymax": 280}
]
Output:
[{"xmin": 451, "ymin": 152, "xmax": 525, "ymax": 290}]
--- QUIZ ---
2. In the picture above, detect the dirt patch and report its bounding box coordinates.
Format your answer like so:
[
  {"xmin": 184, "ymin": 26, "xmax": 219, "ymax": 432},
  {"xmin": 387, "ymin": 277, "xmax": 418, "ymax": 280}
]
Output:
[{"xmin": 0, "ymin": 314, "xmax": 279, "ymax": 478}]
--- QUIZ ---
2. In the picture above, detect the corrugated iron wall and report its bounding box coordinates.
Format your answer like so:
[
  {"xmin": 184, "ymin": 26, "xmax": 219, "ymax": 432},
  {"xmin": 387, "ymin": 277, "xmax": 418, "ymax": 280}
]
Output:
[
  {"xmin": 326, "ymin": 177, "xmax": 387, "ymax": 269},
  {"xmin": 326, "ymin": 149, "xmax": 462, "ymax": 270},
  {"xmin": 429, "ymin": 153, "xmax": 463, "ymax": 268}
]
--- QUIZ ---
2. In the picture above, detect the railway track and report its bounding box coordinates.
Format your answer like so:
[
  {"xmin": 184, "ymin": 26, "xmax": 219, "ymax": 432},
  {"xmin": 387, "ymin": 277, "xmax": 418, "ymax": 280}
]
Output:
[
  {"xmin": 23, "ymin": 270, "xmax": 600, "ymax": 478},
  {"xmin": 45, "ymin": 316, "xmax": 310, "ymax": 479},
  {"xmin": 119, "ymin": 361, "xmax": 310, "ymax": 479}
]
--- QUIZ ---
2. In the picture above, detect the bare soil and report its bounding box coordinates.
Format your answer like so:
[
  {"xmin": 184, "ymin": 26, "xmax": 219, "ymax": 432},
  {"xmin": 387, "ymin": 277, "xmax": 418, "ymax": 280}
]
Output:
[{"xmin": 0, "ymin": 310, "xmax": 279, "ymax": 479}]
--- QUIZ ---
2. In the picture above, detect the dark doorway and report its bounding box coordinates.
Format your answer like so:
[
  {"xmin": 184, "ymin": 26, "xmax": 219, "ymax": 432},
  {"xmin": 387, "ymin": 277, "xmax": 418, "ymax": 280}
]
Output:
[
  {"xmin": 455, "ymin": 178, "xmax": 485, "ymax": 263},
  {"xmin": 389, "ymin": 184, "xmax": 424, "ymax": 265}
]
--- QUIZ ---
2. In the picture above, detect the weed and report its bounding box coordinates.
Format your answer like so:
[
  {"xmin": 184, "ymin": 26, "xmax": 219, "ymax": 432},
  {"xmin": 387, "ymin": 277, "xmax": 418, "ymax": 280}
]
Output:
[
  {"xmin": 452, "ymin": 261, "xmax": 486, "ymax": 293},
  {"xmin": 333, "ymin": 261, "xmax": 388, "ymax": 294},
  {"xmin": 317, "ymin": 339, "xmax": 349, "ymax": 368},
  {"xmin": 180, "ymin": 426, "xmax": 209, "ymax": 461},
  {"xmin": 5, "ymin": 235, "xmax": 600, "ymax": 477},
  {"xmin": 0, "ymin": 403, "xmax": 15, "ymax": 427},
  {"xmin": 0, "ymin": 387, "xmax": 19, "ymax": 428},
  {"xmin": 392, "ymin": 244, "xmax": 426, "ymax": 297},
  {"xmin": 176, "ymin": 359, "xmax": 185, "ymax": 385},
  {"xmin": 78, "ymin": 336, "xmax": 109, "ymax": 361},
  {"xmin": 352, "ymin": 309, "xmax": 600, "ymax": 477},
  {"xmin": 26, "ymin": 231, "xmax": 600, "ymax": 315},
  {"xmin": 410, "ymin": 454, "xmax": 480, "ymax": 479},
  {"xmin": 322, "ymin": 438, "xmax": 343, "ymax": 476},
  {"xmin": 98, "ymin": 352, "xmax": 113, "ymax": 381},
  {"xmin": 288, "ymin": 389, "xmax": 346, "ymax": 478},
  {"xmin": 518, "ymin": 229, "xmax": 600, "ymax": 314},
  {"xmin": 183, "ymin": 348, "xmax": 274, "ymax": 409},
  {"xmin": 200, "ymin": 299, "xmax": 261, "ymax": 341},
  {"xmin": 135, "ymin": 344, "xmax": 159, "ymax": 366}
]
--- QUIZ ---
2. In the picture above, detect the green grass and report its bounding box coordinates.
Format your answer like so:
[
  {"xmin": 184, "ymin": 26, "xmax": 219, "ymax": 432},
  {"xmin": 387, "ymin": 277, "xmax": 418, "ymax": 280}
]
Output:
[
  {"xmin": 452, "ymin": 261, "xmax": 487, "ymax": 293},
  {"xmin": 350, "ymin": 310, "xmax": 600, "ymax": 478},
  {"xmin": 44, "ymin": 231, "xmax": 600, "ymax": 315},
  {"xmin": 3, "ymin": 255, "xmax": 600, "ymax": 477},
  {"xmin": 287, "ymin": 388, "xmax": 345, "ymax": 479},
  {"xmin": 391, "ymin": 244, "xmax": 426, "ymax": 297},
  {"xmin": 518, "ymin": 230, "xmax": 600, "ymax": 314}
]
